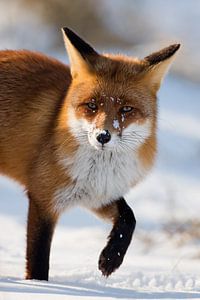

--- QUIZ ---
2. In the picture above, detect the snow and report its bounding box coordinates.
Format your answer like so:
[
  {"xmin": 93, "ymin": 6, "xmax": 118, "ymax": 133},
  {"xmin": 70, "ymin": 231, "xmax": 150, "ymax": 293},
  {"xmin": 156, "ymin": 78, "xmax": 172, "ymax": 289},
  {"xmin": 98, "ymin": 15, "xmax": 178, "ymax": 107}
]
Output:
[
  {"xmin": 1, "ymin": 75, "xmax": 200, "ymax": 299},
  {"xmin": 113, "ymin": 119, "xmax": 120, "ymax": 129},
  {"xmin": 121, "ymin": 114, "xmax": 125, "ymax": 122}
]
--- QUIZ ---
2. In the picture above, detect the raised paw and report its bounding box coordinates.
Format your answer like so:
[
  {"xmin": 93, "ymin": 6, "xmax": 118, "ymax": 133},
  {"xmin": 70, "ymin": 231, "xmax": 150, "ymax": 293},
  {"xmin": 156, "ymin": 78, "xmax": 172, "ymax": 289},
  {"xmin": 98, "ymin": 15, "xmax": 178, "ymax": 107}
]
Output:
[{"xmin": 98, "ymin": 244, "xmax": 124, "ymax": 277}]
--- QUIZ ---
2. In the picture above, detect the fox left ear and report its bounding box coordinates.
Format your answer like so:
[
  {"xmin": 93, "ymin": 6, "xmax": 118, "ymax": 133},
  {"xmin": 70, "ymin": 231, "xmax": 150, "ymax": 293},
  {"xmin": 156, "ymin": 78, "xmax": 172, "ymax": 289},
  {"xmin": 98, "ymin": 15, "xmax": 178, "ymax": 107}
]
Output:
[
  {"xmin": 142, "ymin": 44, "xmax": 180, "ymax": 92},
  {"xmin": 62, "ymin": 27, "xmax": 99, "ymax": 79}
]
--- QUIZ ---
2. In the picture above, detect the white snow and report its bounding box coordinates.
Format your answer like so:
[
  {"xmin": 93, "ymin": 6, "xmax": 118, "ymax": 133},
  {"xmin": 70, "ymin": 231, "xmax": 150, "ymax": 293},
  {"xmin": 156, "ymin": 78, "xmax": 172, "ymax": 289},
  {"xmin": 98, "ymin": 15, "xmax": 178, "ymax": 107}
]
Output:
[
  {"xmin": 113, "ymin": 119, "xmax": 120, "ymax": 129},
  {"xmin": 1, "ymin": 76, "xmax": 200, "ymax": 299},
  {"xmin": 121, "ymin": 114, "xmax": 125, "ymax": 122}
]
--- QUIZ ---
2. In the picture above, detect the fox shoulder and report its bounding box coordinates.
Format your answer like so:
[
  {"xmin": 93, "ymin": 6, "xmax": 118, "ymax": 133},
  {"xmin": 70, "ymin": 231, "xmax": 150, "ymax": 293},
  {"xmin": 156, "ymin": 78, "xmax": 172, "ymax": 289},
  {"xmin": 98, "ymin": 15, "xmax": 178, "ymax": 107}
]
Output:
[{"xmin": 0, "ymin": 49, "xmax": 71, "ymax": 90}]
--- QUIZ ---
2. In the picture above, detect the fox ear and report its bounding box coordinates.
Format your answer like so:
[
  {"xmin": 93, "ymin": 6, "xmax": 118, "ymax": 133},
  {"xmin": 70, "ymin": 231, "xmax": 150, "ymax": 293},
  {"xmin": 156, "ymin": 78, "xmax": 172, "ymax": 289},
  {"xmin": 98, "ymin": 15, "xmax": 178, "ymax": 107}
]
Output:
[
  {"xmin": 142, "ymin": 44, "xmax": 180, "ymax": 92},
  {"xmin": 62, "ymin": 27, "xmax": 99, "ymax": 78}
]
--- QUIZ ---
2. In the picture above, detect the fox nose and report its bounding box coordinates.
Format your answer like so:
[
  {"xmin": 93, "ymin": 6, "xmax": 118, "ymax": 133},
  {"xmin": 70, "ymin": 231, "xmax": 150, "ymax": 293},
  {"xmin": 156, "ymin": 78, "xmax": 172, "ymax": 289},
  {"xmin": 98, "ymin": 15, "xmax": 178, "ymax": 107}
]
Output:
[{"xmin": 96, "ymin": 130, "xmax": 111, "ymax": 145}]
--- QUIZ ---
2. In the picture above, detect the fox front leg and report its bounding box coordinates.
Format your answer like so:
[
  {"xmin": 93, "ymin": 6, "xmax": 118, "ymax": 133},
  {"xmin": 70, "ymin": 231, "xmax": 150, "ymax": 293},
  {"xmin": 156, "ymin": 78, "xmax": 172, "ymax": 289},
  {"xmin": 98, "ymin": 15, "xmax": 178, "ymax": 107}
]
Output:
[
  {"xmin": 93, "ymin": 198, "xmax": 136, "ymax": 277},
  {"xmin": 26, "ymin": 192, "xmax": 57, "ymax": 280}
]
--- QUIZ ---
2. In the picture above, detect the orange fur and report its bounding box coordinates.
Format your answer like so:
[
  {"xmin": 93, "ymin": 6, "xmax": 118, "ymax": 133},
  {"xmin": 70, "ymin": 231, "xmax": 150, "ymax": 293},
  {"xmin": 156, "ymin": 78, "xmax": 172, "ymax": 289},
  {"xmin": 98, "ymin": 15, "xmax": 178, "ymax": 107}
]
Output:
[{"xmin": 0, "ymin": 28, "xmax": 180, "ymax": 280}]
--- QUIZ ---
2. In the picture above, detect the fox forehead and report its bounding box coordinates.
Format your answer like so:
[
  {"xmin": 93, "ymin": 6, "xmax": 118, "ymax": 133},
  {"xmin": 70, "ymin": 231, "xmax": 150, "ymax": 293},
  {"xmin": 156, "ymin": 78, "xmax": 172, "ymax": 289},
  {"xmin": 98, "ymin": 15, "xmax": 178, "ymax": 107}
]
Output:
[
  {"xmin": 70, "ymin": 54, "xmax": 145, "ymax": 92},
  {"xmin": 96, "ymin": 54, "xmax": 146, "ymax": 79}
]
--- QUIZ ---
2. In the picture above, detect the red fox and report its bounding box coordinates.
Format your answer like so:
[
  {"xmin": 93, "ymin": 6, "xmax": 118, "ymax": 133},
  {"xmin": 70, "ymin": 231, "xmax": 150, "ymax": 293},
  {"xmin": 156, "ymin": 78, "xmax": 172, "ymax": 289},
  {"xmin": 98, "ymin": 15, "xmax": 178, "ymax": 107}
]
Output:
[{"xmin": 0, "ymin": 27, "xmax": 180, "ymax": 280}]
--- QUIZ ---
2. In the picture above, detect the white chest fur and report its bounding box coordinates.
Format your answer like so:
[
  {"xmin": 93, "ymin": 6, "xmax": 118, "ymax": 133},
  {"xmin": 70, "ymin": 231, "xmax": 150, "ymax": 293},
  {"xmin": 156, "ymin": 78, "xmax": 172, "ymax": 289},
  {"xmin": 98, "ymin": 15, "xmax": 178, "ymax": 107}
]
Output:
[{"xmin": 54, "ymin": 145, "xmax": 146, "ymax": 213}]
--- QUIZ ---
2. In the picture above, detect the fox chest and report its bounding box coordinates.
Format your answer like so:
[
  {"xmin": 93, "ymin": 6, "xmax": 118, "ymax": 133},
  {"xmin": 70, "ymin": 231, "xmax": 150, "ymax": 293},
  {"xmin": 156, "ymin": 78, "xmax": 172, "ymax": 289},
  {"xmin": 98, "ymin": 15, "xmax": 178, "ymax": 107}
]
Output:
[{"xmin": 55, "ymin": 148, "xmax": 144, "ymax": 212}]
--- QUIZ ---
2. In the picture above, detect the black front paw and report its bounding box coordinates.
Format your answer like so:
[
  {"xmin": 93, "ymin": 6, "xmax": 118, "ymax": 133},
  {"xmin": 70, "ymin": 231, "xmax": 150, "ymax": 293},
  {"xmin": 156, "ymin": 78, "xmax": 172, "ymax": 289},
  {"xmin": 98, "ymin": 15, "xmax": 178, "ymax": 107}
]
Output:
[
  {"xmin": 98, "ymin": 198, "xmax": 136, "ymax": 277},
  {"xmin": 98, "ymin": 244, "xmax": 124, "ymax": 277}
]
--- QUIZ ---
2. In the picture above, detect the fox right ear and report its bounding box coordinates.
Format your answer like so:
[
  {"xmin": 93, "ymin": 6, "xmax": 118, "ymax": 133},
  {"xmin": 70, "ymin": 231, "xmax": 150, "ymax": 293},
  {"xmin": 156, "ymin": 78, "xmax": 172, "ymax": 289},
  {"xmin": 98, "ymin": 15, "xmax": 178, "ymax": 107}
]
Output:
[
  {"xmin": 62, "ymin": 27, "xmax": 99, "ymax": 78},
  {"xmin": 142, "ymin": 43, "xmax": 180, "ymax": 92}
]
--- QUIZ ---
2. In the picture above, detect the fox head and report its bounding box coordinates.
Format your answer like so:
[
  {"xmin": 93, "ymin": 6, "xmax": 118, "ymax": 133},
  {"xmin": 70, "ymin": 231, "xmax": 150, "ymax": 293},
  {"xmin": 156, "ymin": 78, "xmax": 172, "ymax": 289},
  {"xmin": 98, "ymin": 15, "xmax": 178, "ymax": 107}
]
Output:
[{"xmin": 60, "ymin": 27, "xmax": 180, "ymax": 155}]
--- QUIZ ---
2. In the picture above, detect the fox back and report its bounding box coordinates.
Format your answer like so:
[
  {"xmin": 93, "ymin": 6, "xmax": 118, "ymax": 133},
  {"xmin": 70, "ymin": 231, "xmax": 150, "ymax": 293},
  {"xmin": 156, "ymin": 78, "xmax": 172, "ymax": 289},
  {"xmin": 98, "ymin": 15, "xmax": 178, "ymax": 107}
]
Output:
[
  {"xmin": 0, "ymin": 28, "xmax": 180, "ymax": 280},
  {"xmin": 0, "ymin": 50, "xmax": 71, "ymax": 185}
]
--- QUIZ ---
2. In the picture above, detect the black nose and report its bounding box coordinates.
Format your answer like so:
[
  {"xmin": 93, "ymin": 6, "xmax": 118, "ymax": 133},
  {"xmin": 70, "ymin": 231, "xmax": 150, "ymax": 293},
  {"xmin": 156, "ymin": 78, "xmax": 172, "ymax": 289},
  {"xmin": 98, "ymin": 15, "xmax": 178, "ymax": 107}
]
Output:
[{"xmin": 96, "ymin": 130, "xmax": 111, "ymax": 145}]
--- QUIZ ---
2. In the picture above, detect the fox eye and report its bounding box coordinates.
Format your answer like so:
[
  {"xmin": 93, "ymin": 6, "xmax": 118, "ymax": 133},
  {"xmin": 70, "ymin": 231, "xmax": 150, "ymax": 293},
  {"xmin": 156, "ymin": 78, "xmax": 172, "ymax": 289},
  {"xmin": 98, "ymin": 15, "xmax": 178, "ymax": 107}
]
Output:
[
  {"xmin": 120, "ymin": 106, "xmax": 133, "ymax": 113},
  {"xmin": 87, "ymin": 102, "xmax": 98, "ymax": 110}
]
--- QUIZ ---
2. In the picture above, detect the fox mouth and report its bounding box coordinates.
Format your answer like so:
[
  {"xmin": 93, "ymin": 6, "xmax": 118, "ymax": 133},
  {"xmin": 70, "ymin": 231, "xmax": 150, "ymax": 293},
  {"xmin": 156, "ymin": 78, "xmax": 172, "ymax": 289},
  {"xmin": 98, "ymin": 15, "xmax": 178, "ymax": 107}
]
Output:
[{"xmin": 90, "ymin": 142, "xmax": 107, "ymax": 151}]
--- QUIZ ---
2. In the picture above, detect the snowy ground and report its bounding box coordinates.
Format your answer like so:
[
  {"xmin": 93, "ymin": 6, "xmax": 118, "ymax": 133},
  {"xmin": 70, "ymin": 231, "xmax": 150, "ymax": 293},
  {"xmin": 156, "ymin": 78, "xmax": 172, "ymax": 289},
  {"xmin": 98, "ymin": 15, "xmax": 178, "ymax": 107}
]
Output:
[{"xmin": 0, "ymin": 75, "xmax": 200, "ymax": 299}]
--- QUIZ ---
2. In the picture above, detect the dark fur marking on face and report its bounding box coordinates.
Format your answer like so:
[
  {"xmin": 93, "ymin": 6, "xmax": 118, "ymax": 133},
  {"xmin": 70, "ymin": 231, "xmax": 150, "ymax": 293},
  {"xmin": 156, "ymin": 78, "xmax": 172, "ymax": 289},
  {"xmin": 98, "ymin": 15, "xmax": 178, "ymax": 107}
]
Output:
[{"xmin": 109, "ymin": 152, "xmax": 113, "ymax": 162}]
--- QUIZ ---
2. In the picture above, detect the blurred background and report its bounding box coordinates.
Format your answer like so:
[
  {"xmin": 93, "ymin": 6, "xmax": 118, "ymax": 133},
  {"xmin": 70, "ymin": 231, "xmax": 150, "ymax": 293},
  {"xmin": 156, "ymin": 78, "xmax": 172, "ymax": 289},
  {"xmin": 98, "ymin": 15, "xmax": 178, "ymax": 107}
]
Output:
[
  {"xmin": 0, "ymin": 0, "xmax": 200, "ymax": 270},
  {"xmin": 1, "ymin": 0, "xmax": 200, "ymax": 82}
]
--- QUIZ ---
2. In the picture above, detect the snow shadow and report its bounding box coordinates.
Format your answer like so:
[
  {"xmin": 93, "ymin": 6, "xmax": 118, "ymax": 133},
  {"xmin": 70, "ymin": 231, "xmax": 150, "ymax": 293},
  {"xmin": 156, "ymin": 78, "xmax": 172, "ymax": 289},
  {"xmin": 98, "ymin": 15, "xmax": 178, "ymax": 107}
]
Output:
[{"xmin": 0, "ymin": 277, "xmax": 200, "ymax": 299}]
